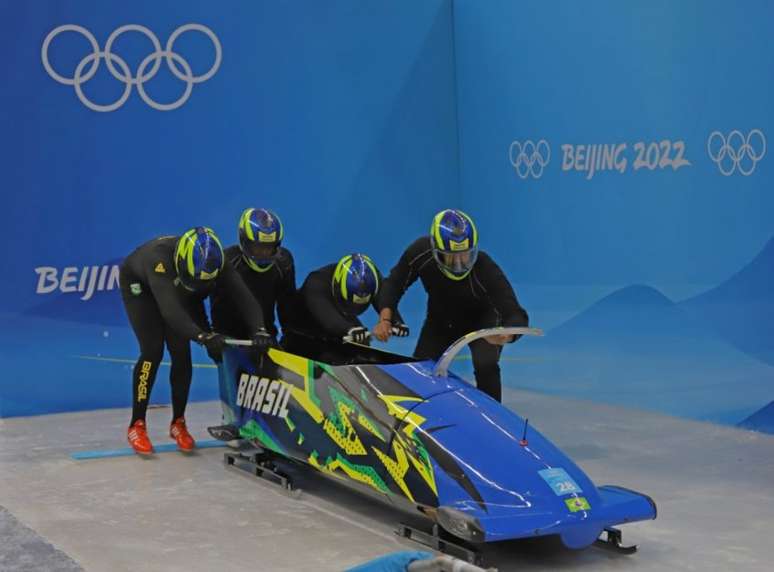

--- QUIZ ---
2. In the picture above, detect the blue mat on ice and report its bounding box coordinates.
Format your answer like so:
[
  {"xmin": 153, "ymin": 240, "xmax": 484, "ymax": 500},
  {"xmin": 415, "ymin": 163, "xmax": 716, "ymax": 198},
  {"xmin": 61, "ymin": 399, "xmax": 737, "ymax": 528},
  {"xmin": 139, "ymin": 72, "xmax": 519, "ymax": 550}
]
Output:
[
  {"xmin": 345, "ymin": 551, "xmax": 432, "ymax": 572},
  {"xmin": 70, "ymin": 439, "xmax": 226, "ymax": 460}
]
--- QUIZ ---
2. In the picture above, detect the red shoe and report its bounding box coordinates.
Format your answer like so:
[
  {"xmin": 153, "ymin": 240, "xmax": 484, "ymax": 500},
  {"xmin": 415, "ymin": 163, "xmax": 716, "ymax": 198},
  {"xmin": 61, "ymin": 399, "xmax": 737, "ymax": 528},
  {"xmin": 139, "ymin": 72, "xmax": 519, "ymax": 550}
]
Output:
[
  {"xmin": 127, "ymin": 420, "xmax": 154, "ymax": 455},
  {"xmin": 170, "ymin": 417, "xmax": 196, "ymax": 452}
]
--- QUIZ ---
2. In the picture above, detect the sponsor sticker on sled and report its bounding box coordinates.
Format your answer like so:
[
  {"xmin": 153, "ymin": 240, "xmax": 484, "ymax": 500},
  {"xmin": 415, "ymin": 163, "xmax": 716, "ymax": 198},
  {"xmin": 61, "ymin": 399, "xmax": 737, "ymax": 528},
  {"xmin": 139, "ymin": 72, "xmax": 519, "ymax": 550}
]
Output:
[
  {"xmin": 539, "ymin": 467, "xmax": 582, "ymax": 496},
  {"xmin": 565, "ymin": 497, "xmax": 591, "ymax": 513}
]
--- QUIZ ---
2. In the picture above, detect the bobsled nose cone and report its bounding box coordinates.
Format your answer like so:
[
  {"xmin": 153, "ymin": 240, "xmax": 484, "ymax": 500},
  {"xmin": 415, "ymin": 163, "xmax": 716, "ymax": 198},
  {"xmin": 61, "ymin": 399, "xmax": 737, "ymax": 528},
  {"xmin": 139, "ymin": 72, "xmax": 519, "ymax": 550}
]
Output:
[{"xmin": 559, "ymin": 524, "xmax": 605, "ymax": 550}]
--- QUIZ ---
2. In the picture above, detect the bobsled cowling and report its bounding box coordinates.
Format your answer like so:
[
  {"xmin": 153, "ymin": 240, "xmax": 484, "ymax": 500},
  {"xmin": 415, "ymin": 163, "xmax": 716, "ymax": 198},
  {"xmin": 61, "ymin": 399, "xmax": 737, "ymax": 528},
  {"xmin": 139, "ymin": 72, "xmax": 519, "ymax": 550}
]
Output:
[
  {"xmin": 219, "ymin": 327, "xmax": 656, "ymax": 551},
  {"xmin": 394, "ymin": 370, "xmax": 656, "ymax": 547}
]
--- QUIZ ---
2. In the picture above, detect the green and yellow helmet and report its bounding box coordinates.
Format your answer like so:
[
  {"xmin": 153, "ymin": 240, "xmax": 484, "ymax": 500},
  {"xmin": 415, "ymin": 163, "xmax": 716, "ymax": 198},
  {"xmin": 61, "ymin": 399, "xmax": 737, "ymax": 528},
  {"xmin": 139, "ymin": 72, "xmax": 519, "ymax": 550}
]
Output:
[
  {"xmin": 174, "ymin": 227, "xmax": 224, "ymax": 292},
  {"xmin": 332, "ymin": 254, "xmax": 380, "ymax": 316},
  {"xmin": 238, "ymin": 208, "xmax": 284, "ymax": 272},
  {"xmin": 430, "ymin": 209, "xmax": 479, "ymax": 280}
]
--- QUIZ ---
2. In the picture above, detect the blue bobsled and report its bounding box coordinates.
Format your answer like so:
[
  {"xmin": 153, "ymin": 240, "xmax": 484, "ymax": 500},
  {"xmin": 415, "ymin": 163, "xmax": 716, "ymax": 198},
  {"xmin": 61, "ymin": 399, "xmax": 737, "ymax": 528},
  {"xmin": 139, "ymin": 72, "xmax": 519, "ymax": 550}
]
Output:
[{"xmin": 216, "ymin": 327, "xmax": 656, "ymax": 552}]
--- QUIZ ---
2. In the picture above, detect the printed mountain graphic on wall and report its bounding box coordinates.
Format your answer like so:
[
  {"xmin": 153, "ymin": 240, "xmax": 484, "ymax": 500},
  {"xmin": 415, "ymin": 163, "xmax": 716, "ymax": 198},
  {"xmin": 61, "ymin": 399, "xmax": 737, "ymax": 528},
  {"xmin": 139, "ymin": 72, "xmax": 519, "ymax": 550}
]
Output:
[
  {"xmin": 546, "ymin": 285, "xmax": 704, "ymax": 350},
  {"xmin": 738, "ymin": 401, "xmax": 774, "ymax": 435},
  {"xmin": 509, "ymin": 285, "xmax": 773, "ymax": 425},
  {"xmin": 680, "ymin": 236, "xmax": 774, "ymax": 366}
]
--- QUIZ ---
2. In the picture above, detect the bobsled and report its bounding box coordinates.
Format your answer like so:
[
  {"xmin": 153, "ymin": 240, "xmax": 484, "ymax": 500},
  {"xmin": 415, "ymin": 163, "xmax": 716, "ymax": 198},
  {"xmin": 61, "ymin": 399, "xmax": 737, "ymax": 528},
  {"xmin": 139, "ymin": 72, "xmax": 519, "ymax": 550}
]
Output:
[{"xmin": 214, "ymin": 327, "xmax": 656, "ymax": 556}]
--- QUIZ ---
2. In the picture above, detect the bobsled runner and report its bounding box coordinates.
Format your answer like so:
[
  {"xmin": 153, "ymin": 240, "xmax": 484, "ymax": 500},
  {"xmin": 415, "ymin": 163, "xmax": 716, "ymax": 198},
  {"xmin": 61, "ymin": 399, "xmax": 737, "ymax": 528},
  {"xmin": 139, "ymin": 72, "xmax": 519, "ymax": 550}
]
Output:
[{"xmin": 213, "ymin": 327, "xmax": 656, "ymax": 560}]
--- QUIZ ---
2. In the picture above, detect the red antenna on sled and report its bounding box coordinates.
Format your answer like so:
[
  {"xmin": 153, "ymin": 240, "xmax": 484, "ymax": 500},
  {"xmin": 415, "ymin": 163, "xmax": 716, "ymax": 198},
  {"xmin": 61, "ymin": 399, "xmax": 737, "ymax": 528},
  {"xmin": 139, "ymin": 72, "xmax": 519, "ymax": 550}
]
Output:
[{"xmin": 520, "ymin": 418, "xmax": 529, "ymax": 447}]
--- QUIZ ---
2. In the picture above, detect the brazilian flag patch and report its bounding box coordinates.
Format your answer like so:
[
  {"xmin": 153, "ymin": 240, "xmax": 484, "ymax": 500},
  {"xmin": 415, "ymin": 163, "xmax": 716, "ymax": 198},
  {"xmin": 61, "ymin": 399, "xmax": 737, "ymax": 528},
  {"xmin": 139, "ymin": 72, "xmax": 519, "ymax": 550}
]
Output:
[{"xmin": 565, "ymin": 497, "xmax": 591, "ymax": 512}]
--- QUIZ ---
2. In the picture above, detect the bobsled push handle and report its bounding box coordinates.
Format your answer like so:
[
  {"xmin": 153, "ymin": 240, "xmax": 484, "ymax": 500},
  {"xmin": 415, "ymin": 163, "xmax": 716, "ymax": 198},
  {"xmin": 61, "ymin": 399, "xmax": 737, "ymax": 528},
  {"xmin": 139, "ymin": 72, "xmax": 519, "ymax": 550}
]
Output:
[
  {"xmin": 342, "ymin": 326, "xmax": 403, "ymax": 344},
  {"xmin": 224, "ymin": 338, "xmax": 254, "ymax": 346},
  {"xmin": 433, "ymin": 327, "xmax": 544, "ymax": 377},
  {"xmin": 343, "ymin": 331, "xmax": 372, "ymax": 344}
]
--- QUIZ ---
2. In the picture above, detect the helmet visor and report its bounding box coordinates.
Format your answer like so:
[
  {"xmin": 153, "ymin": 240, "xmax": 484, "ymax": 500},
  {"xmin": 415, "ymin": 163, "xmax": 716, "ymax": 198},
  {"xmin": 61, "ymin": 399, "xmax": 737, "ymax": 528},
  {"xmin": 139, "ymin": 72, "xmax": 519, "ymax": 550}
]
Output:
[
  {"xmin": 339, "ymin": 299, "xmax": 370, "ymax": 317},
  {"xmin": 178, "ymin": 273, "xmax": 217, "ymax": 295},
  {"xmin": 245, "ymin": 242, "xmax": 279, "ymax": 267},
  {"xmin": 432, "ymin": 247, "xmax": 478, "ymax": 277}
]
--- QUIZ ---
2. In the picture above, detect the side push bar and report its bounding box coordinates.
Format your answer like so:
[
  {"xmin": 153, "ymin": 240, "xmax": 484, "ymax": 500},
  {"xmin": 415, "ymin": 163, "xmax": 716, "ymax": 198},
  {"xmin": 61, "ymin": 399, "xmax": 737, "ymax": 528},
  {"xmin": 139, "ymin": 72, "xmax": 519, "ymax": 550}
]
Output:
[
  {"xmin": 227, "ymin": 332, "xmax": 376, "ymax": 345},
  {"xmin": 224, "ymin": 338, "xmax": 254, "ymax": 346},
  {"xmin": 228, "ymin": 325, "xmax": 423, "ymax": 347}
]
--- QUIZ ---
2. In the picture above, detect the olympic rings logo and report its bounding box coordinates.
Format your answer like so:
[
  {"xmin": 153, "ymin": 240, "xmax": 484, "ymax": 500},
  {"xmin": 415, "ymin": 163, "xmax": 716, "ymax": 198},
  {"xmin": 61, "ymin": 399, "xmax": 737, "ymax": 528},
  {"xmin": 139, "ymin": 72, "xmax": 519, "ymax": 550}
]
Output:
[
  {"xmin": 41, "ymin": 24, "xmax": 222, "ymax": 112},
  {"xmin": 508, "ymin": 140, "xmax": 551, "ymax": 179},
  {"xmin": 707, "ymin": 129, "xmax": 766, "ymax": 176}
]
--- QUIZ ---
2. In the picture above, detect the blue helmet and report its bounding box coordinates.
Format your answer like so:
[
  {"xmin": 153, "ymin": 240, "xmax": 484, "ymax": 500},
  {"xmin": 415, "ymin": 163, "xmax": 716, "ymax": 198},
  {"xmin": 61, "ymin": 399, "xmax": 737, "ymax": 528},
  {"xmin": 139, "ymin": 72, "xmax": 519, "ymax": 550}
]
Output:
[
  {"xmin": 174, "ymin": 227, "xmax": 224, "ymax": 293},
  {"xmin": 238, "ymin": 208, "xmax": 284, "ymax": 272},
  {"xmin": 430, "ymin": 209, "xmax": 479, "ymax": 280},
  {"xmin": 332, "ymin": 254, "xmax": 380, "ymax": 316}
]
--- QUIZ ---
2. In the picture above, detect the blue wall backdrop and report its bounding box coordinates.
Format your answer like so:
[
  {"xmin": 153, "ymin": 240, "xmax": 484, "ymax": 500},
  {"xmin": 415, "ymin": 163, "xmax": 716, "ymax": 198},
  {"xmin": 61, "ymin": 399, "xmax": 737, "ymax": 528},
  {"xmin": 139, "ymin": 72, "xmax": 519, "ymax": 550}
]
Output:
[
  {"xmin": 453, "ymin": 0, "xmax": 774, "ymax": 426},
  {"xmin": 1, "ymin": 0, "xmax": 772, "ymax": 432},
  {"xmin": 0, "ymin": 0, "xmax": 459, "ymax": 416}
]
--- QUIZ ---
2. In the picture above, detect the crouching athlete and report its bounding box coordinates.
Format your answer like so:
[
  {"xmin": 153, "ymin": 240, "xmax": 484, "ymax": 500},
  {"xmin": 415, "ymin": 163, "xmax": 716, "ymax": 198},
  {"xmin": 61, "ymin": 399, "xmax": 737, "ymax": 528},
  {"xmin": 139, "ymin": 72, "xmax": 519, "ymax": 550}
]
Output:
[
  {"xmin": 283, "ymin": 253, "xmax": 408, "ymax": 362},
  {"xmin": 119, "ymin": 227, "xmax": 272, "ymax": 455}
]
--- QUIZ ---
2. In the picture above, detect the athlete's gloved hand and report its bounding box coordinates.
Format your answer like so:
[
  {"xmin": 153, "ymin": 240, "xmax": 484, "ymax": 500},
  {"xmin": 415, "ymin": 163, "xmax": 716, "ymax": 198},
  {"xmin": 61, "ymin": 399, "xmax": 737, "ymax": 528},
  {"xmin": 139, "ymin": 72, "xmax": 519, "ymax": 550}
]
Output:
[
  {"xmin": 196, "ymin": 331, "xmax": 227, "ymax": 361},
  {"xmin": 344, "ymin": 326, "xmax": 370, "ymax": 344},
  {"xmin": 251, "ymin": 328, "xmax": 275, "ymax": 352},
  {"xmin": 391, "ymin": 322, "xmax": 410, "ymax": 338}
]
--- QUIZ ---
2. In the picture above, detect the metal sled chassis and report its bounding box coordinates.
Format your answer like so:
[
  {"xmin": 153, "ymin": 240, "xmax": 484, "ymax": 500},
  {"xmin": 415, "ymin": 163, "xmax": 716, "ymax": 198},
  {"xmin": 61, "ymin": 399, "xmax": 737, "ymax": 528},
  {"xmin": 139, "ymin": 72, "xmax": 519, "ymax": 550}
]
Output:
[{"xmin": 223, "ymin": 448, "xmax": 301, "ymax": 498}]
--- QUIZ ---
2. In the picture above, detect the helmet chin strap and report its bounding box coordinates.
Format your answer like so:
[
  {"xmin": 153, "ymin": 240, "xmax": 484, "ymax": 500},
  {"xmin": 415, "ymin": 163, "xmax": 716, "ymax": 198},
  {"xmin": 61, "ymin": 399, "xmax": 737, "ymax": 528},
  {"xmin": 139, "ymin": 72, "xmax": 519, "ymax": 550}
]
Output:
[
  {"xmin": 438, "ymin": 263, "xmax": 471, "ymax": 281},
  {"xmin": 243, "ymin": 253, "xmax": 274, "ymax": 273}
]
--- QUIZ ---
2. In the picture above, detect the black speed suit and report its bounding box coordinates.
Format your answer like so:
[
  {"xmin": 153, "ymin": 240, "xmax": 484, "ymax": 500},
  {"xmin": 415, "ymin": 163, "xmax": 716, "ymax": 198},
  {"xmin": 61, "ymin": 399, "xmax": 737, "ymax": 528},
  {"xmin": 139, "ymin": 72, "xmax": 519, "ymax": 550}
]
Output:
[
  {"xmin": 210, "ymin": 245, "xmax": 296, "ymax": 340},
  {"xmin": 379, "ymin": 236, "xmax": 528, "ymax": 401},
  {"xmin": 283, "ymin": 264, "xmax": 392, "ymax": 362},
  {"xmin": 119, "ymin": 236, "xmax": 265, "ymax": 425}
]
